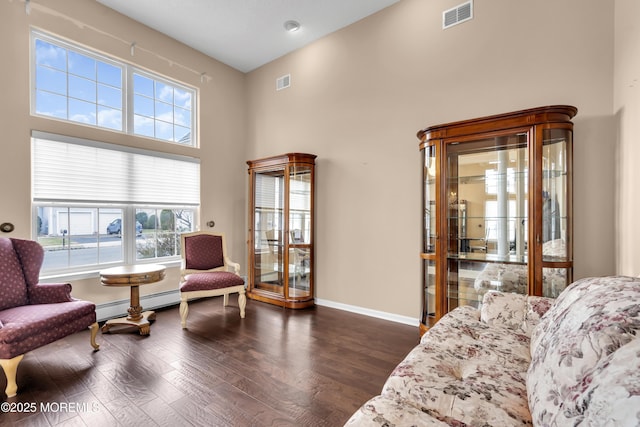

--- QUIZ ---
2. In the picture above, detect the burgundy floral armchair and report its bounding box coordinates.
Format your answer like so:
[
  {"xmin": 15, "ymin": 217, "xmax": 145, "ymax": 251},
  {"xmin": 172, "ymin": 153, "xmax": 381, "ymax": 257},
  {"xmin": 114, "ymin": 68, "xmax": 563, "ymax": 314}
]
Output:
[
  {"xmin": 179, "ymin": 231, "xmax": 246, "ymax": 329},
  {"xmin": 0, "ymin": 237, "xmax": 99, "ymax": 397}
]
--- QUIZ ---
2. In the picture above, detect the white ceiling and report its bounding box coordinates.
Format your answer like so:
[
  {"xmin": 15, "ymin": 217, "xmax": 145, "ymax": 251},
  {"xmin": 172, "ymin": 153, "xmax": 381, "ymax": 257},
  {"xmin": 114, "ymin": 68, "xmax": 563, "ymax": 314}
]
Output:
[{"xmin": 96, "ymin": 0, "xmax": 401, "ymax": 73}]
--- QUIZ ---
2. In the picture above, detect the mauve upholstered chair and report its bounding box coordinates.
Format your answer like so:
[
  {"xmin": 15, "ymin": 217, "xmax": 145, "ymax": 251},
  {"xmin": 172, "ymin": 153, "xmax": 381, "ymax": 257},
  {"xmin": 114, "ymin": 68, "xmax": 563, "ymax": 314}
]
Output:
[
  {"xmin": 0, "ymin": 237, "xmax": 99, "ymax": 397},
  {"xmin": 179, "ymin": 231, "xmax": 246, "ymax": 329}
]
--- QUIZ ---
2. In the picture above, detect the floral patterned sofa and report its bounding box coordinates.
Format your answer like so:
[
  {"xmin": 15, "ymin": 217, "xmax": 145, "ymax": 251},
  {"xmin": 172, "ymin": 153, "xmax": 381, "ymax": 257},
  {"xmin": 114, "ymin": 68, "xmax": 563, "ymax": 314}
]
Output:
[{"xmin": 345, "ymin": 276, "xmax": 640, "ymax": 426}]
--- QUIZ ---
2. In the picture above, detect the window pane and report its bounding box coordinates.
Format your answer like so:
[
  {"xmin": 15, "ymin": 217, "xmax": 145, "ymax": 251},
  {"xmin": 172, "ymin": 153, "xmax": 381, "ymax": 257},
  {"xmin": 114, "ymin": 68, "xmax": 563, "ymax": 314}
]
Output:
[
  {"xmin": 134, "ymin": 73, "xmax": 153, "ymax": 96},
  {"xmin": 134, "ymin": 94, "xmax": 154, "ymax": 117},
  {"xmin": 33, "ymin": 33, "xmax": 127, "ymax": 134},
  {"xmin": 98, "ymin": 84, "xmax": 121, "ymax": 109},
  {"xmin": 155, "ymin": 100, "xmax": 173, "ymax": 122},
  {"xmin": 155, "ymin": 82, "xmax": 173, "ymax": 103},
  {"xmin": 35, "ymin": 91, "xmax": 67, "ymax": 119},
  {"xmin": 98, "ymin": 106, "xmax": 122, "ymax": 130},
  {"xmin": 69, "ymin": 98, "xmax": 96, "ymax": 125},
  {"xmin": 134, "ymin": 115, "xmax": 154, "ymax": 137},
  {"xmin": 97, "ymin": 62, "xmax": 121, "ymax": 87},
  {"xmin": 155, "ymin": 120, "xmax": 173, "ymax": 141},
  {"xmin": 36, "ymin": 66, "xmax": 67, "ymax": 95},
  {"xmin": 37, "ymin": 206, "xmax": 124, "ymax": 272},
  {"xmin": 68, "ymin": 51, "xmax": 96, "ymax": 79},
  {"xmin": 69, "ymin": 75, "xmax": 96, "ymax": 103},
  {"xmin": 35, "ymin": 39, "xmax": 67, "ymax": 70},
  {"xmin": 174, "ymin": 88, "xmax": 191, "ymax": 110},
  {"xmin": 135, "ymin": 208, "xmax": 194, "ymax": 260},
  {"xmin": 174, "ymin": 106, "xmax": 191, "ymax": 127},
  {"xmin": 175, "ymin": 126, "xmax": 190, "ymax": 144}
]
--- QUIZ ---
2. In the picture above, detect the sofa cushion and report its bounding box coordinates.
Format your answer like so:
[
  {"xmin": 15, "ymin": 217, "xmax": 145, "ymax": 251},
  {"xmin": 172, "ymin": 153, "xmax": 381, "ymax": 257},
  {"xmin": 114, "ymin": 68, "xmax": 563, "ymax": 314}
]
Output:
[
  {"xmin": 344, "ymin": 395, "xmax": 449, "ymax": 426},
  {"xmin": 0, "ymin": 238, "xmax": 29, "ymax": 310},
  {"xmin": 527, "ymin": 276, "xmax": 640, "ymax": 426},
  {"xmin": 481, "ymin": 291, "xmax": 527, "ymax": 331},
  {"xmin": 383, "ymin": 305, "xmax": 533, "ymax": 426},
  {"xmin": 480, "ymin": 291, "xmax": 555, "ymax": 337}
]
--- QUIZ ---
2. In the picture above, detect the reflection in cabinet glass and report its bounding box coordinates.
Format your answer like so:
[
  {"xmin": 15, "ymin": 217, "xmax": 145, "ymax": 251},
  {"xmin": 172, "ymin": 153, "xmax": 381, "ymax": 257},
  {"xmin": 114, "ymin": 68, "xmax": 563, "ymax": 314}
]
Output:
[
  {"xmin": 247, "ymin": 153, "xmax": 316, "ymax": 308},
  {"xmin": 419, "ymin": 106, "xmax": 576, "ymax": 334}
]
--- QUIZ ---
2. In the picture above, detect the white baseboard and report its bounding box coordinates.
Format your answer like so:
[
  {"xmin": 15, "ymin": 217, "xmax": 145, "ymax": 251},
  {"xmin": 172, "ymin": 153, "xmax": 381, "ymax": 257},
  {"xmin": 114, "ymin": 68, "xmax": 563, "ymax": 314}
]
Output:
[
  {"xmin": 95, "ymin": 289, "xmax": 181, "ymax": 322},
  {"xmin": 96, "ymin": 291, "xmax": 419, "ymax": 328},
  {"xmin": 315, "ymin": 298, "xmax": 419, "ymax": 327}
]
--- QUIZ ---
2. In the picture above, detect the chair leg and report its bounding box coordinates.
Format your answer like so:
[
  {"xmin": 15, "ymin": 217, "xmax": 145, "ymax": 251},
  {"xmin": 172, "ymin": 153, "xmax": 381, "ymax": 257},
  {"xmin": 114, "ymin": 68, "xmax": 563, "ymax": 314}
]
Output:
[
  {"xmin": 89, "ymin": 322, "xmax": 100, "ymax": 350},
  {"xmin": 180, "ymin": 299, "xmax": 189, "ymax": 329},
  {"xmin": 0, "ymin": 354, "xmax": 24, "ymax": 398},
  {"xmin": 223, "ymin": 293, "xmax": 230, "ymax": 306},
  {"xmin": 238, "ymin": 289, "xmax": 246, "ymax": 319}
]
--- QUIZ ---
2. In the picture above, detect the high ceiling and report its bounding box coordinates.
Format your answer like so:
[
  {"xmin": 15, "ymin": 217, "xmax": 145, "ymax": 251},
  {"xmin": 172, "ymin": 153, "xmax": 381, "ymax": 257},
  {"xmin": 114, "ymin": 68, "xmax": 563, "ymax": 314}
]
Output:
[{"xmin": 96, "ymin": 0, "xmax": 401, "ymax": 73}]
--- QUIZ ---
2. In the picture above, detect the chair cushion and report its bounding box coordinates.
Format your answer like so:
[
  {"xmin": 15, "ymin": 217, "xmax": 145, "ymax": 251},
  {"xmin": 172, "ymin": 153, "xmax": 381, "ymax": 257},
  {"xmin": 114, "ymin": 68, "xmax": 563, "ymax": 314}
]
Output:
[
  {"xmin": 0, "ymin": 238, "xmax": 29, "ymax": 310},
  {"xmin": 184, "ymin": 234, "xmax": 224, "ymax": 270},
  {"xmin": 180, "ymin": 272, "xmax": 244, "ymax": 292},
  {"xmin": 0, "ymin": 300, "xmax": 97, "ymax": 359}
]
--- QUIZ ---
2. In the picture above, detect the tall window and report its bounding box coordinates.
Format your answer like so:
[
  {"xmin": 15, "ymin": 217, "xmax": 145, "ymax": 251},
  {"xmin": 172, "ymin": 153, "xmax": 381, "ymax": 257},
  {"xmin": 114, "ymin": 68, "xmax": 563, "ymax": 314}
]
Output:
[
  {"xmin": 31, "ymin": 30, "xmax": 197, "ymax": 146},
  {"xmin": 32, "ymin": 132, "xmax": 199, "ymax": 276}
]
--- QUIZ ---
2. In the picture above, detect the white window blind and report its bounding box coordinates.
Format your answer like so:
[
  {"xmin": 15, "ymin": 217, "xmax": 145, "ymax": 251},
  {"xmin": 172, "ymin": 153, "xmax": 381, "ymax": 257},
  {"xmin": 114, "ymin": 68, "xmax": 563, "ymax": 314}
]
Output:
[{"xmin": 32, "ymin": 131, "xmax": 200, "ymax": 206}]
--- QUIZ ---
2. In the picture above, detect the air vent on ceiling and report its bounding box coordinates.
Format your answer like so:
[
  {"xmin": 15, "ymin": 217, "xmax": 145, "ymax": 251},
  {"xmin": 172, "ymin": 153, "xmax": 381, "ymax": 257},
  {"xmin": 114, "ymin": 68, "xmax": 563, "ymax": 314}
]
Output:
[
  {"xmin": 276, "ymin": 74, "xmax": 291, "ymax": 91},
  {"xmin": 443, "ymin": 1, "xmax": 473, "ymax": 29}
]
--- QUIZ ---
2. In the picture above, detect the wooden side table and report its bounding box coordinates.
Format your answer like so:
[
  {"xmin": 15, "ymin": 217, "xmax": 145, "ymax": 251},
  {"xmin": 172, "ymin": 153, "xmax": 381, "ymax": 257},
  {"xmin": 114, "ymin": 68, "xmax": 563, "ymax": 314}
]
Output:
[{"xmin": 100, "ymin": 264, "xmax": 166, "ymax": 335}]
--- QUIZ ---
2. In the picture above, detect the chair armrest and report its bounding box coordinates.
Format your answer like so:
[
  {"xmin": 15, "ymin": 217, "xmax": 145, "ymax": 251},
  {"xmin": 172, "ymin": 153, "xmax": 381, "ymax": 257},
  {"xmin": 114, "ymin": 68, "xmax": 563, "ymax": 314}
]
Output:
[
  {"xmin": 225, "ymin": 258, "xmax": 240, "ymax": 275},
  {"xmin": 28, "ymin": 283, "xmax": 73, "ymax": 304}
]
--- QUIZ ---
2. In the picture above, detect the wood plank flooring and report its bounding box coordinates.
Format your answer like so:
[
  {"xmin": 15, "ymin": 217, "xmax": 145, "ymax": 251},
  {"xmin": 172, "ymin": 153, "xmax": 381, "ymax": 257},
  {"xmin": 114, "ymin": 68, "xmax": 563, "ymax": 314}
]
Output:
[{"xmin": 0, "ymin": 298, "xmax": 420, "ymax": 427}]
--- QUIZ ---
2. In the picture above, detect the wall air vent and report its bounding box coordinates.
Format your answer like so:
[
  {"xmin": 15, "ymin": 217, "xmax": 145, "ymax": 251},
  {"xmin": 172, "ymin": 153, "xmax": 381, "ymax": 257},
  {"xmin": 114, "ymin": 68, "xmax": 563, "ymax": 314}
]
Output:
[
  {"xmin": 276, "ymin": 74, "xmax": 291, "ymax": 91},
  {"xmin": 443, "ymin": 1, "xmax": 473, "ymax": 29}
]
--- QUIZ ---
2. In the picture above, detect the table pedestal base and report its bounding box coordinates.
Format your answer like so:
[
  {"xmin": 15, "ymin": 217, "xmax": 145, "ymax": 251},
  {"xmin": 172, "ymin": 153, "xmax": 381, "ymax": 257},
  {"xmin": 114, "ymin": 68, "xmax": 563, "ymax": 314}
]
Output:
[{"xmin": 101, "ymin": 310, "xmax": 156, "ymax": 336}]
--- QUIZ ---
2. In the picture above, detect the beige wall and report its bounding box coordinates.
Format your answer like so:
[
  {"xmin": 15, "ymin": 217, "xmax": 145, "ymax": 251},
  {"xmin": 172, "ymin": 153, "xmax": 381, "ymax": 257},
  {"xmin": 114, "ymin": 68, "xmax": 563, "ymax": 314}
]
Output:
[
  {"xmin": 246, "ymin": 0, "xmax": 617, "ymax": 318},
  {"xmin": 0, "ymin": 0, "xmax": 622, "ymax": 321},
  {"xmin": 614, "ymin": 0, "xmax": 640, "ymax": 276},
  {"xmin": 0, "ymin": 0, "xmax": 247, "ymax": 303}
]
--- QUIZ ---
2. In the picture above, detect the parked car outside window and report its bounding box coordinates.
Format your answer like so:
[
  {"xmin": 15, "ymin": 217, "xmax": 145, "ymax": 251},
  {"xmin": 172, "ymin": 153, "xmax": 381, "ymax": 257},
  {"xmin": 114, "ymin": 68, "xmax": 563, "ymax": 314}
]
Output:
[{"xmin": 106, "ymin": 219, "xmax": 142, "ymax": 236}]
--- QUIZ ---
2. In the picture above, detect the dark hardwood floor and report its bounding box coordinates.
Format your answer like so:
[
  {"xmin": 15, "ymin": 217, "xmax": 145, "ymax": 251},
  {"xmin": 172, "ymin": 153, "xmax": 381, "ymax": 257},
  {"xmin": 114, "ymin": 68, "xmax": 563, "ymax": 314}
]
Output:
[{"xmin": 0, "ymin": 297, "xmax": 420, "ymax": 426}]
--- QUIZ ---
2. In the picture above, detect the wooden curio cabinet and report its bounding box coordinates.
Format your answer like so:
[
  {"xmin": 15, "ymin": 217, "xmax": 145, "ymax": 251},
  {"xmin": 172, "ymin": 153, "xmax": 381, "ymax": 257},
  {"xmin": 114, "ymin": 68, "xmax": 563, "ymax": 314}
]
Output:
[
  {"xmin": 247, "ymin": 153, "xmax": 316, "ymax": 309},
  {"xmin": 418, "ymin": 106, "xmax": 576, "ymax": 334}
]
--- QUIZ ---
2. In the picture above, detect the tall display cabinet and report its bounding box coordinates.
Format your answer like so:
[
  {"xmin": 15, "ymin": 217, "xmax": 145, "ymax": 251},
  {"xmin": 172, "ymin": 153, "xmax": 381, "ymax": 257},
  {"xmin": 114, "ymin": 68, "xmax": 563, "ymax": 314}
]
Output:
[
  {"xmin": 418, "ymin": 106, "xmax": 576, "ymax": 333},
  {"xmin": 247, "ymin": 153, "xmax": 316, "ymax": 309}
]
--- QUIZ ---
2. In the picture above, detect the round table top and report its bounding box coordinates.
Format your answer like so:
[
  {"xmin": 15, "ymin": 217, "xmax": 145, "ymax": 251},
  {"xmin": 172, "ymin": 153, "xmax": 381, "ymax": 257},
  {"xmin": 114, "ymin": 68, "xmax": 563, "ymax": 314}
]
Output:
[{"xmin": 100, "ymin": 264, "xmax": 166, "ymax": 286}]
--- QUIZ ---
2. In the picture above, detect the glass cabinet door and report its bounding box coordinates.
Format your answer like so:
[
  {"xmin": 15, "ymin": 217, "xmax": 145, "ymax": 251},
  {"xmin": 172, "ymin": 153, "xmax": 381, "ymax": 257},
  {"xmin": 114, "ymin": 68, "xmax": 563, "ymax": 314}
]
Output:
[
  {"xmin": 421, "ymin": 144, "xmax": 437, "ymax": 329},
  {"xmin": 287, "ymin": 164, "xmax": 313, "ymax": 300},
  {"xmin": 541, "ymin": 128, "xmax": 572, "ymax": 297},
  {"xmin": 252, "ymin": 169, "xmax": 285, "ymax": 295},
  {"xmin": 446, "ymin": 133, "xmax": 529, "ymax": 311}
]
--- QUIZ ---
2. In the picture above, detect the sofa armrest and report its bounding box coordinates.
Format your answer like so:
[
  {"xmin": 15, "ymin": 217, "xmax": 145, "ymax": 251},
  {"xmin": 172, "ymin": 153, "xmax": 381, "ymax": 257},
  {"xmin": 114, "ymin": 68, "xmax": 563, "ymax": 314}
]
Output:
[{"xmin": 28, "ymin": 283, "xmax": 73, "ymax": 304}]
